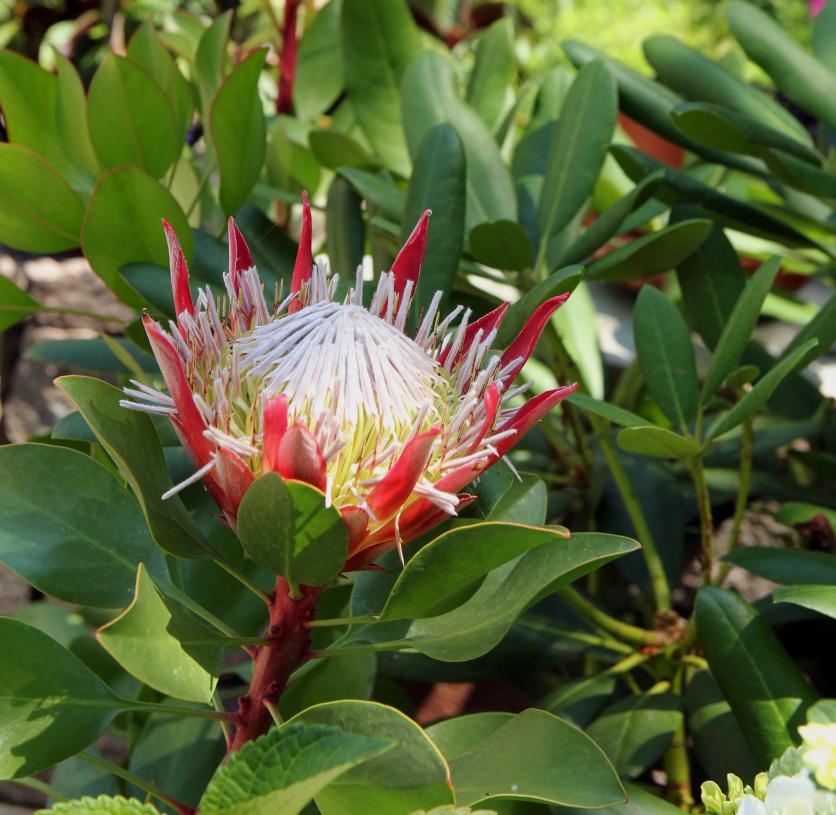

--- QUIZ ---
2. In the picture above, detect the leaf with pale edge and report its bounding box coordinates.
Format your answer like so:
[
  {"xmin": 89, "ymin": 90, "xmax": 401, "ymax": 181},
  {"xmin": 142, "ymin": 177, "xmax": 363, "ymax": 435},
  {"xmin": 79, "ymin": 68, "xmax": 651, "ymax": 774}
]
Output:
[{"xmin": 37, "ymin": 796, "xmax": 162, "ymax": 814}]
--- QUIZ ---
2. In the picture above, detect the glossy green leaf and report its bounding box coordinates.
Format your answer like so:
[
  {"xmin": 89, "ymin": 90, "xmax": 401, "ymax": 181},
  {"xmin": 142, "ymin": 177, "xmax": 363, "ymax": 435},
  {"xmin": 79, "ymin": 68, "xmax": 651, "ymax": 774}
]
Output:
[
  {"xmin": 496, "ymin": 265, "xmax": 583, "ymax": 347},
  {"xmin": 195, "ymin": 11, "xmax": 231, "ymax": 118},
  {"xmin": 484, "ymin": 472, "xmax": 548, "ymax": 525},
  {"xmin": 401, "ymin": 50, "xmax": 516, "ymax": 230},
  {"xmin": 211, "ymin": 50, "xmax": 267, "ymax": 216},
  {"xmin": 200, "ymin": 722, "xmax": 392, "ymax": 815},
  {"xmin": 433, "ymin": 708, "xmax": 624, "ymax": 807},
  {"xmin": 326, "ymin": 174, "xmax": 366, "ymax": 280},
  {"xmin": 536, "ymin": 60, "xmax": 617, "ymax": 271},
  {"xmin": 54, "ymin": 53, "xmax": 101, "ymax": 182},
  {"xmin": 0, "ymin": 144, "xmax": 84, "ymax": 252},
  {"xmin": 338, "ymin": 167, "xmax": 405, "ymax": 221},
  {"xmin": 707, "ymin": 339, "xmax": 817, "ymax": 439},
  {"xmin": 294, "ymin": 0, "xmax": 344, "ymax": 122},
  {"xmin": 554, "ymin": 783, "xmax": 685, "ymax": 815},
  {"xmin": 696, "ymin": 586, "xmax": 816, "ymax": 766},
  {"xmin": 469, "ymin": 220, "xmax": 533, "ymax": 272},
  {"xmin": 701, "ymin": 257, "xmax": 781, "ymax": 403},
  {"xmin": 237, "ymin": 474, "xmax": 347, "ymax": 588},
  {"xmin": 287, "ymin": 700, "xmax": 453, "ymax": 814},
  {"xmin": 0, "ymin": 443, "xmax": 168, "ymax": 608},
  {"xmin": 780, "ymin": 290, "xmax": 836, "ymax": 369},
  {"xmin": 0, "ymin": 274, "xmax": 39, "ymax": 331},
  {"xmin": 88, "ymin": 54, "xmax": 179, "ymax": 178},
  {"xmin": 552, "ymin": 280, "xmax": 604, "ymax": 398},
  {"xmin": 466, "ymin": 17, "xmax": 514, "ymax": 131},
  {"xmin": 0, "ymin": 619, "xmax": 122, "ymax": 779},
  {"xmin": 401, "ymin": 123, "xmax": 466, "ymax": 312},
  {"xmin": 776, "ymin": 502, "xmax": 836, "ymax": 530},
  {"xmin": 82, "ymin": 166, "xmax": 192, "ymax": 305},
  {"xmin": 774, "ymin": 585, "xmax": 836, "ymax": 620},
  {"xmin": 540, "ymin": 675, "xmax": 618, "ymax": 728},
  {"xmin": 586, "ymin": 219, "xmax": 711, "ymax": 282},
  {"xmin": 26, "ymin": 337, "xmax": 156, "ymax": 375},
  {"xmin": 617, "ymin": 426, "xmax": 700, "ymax": 459},
  {"xmin": 57, "ymin": 376, "xmax": 207, "ymax": 559},
  {"xmin": 814, "ymin": 0, "xmax": 836, "ymax": 73},
  {"xmin": 586, "ymin": 692, "xmax": 682, "ymax": 778},
  {"xmin": 634, "ymin": 285, "xmax": 698, "ymax": 431},
  {"xmin": 341, "ymin": 0, "xmax": 421, "ymax": 176},
  {"xmin": 566, "ymin": 394, "xmax": 644, "ymax": 429},
  {"xmin": 39, "ymin": 798, "xmax": 160, "ymax": 814},
  {"xmin": 722, "ymin": 547, "xmax": 836, "ymax": 585},
  {"xmin": 381, "ymin": 523, "xmax": 569, "ymax": 622},
  {"xmin": 309, "ymin": 129, "xmax": 374, "ymax": 170},
  {"xmin": 643, "ymin": 34, "xmax": 810, "ymax": 144},
  {"xmin": 727, "ymin": 1, "xmax": 836, "ymax": 131},
  {"xmin": 398, "ymin": 533, "xmax": 639, "ymax": 661},
  {"xmin": 97, "ymin": 565, "xmax": 226, "ymax": 703}
]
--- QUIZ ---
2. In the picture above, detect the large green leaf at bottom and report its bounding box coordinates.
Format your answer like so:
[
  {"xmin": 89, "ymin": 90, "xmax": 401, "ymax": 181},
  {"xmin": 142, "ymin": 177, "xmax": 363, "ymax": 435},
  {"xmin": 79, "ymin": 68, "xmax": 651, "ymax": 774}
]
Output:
[
  {"xmin": 696, "ymin": 586, "xmax": 816, "ymax": 766},
  {"xmin": 199, "ymin": 722, "xmax": 393, "ymax": 815},
  {"xmin": 554, "ymin": 782, "xmax": 684, "ymax": 815},
  {"xmin": 0, "ymin": 620, "xmax": 123, "ymax": 779},
  {"xmin": 286, "ymin": 700, "xmax": 453, "ymax": 815},
  {"xmin": 0, "ymin": 443, "xmax": 168, "ymax": 608}
]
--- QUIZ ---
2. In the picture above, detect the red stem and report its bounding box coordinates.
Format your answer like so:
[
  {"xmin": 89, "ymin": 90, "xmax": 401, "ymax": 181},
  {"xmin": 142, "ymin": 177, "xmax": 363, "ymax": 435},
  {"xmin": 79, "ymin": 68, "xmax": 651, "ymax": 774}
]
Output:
[
  {"xmin": 277, "ymin": 0, "xmax": 301, "ymax": 115},
  {"xmin": 228, "ymin": 577, "xmax": 322, "ymax": 753}
]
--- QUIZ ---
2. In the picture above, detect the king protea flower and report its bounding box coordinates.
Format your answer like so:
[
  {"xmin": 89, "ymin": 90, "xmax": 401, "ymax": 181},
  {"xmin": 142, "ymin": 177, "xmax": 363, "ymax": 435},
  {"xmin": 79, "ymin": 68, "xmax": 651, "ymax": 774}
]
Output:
[{"xmin": 122, "ymin": 195, "xmax": 577, "ymax": 567}]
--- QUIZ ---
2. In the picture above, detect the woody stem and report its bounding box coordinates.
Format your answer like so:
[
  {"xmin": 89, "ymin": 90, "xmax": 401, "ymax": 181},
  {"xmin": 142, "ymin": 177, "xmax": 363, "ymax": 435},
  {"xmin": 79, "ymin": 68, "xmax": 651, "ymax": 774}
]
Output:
[{"xmin": 228, "ymin": 577, "xmax": 322, "ymax": 753}]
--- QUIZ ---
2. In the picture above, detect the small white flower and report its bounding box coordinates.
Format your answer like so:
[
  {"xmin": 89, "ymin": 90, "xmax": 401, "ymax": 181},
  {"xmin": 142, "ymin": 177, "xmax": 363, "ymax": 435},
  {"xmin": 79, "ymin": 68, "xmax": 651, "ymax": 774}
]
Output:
[
  {"xmin": 738, "ymin": 794, "xmax": 768, "ymax": 815},
  {"xmin": 764, "ymin": 774, "xmax": 816, "ymax": 815}
]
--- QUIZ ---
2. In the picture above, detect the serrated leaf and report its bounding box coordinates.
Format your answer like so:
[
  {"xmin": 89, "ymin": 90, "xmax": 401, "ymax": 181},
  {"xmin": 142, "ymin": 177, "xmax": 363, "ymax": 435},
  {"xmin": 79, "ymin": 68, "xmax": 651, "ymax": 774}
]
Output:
[{"xmin": 38, "ymin": 796, "xmax": 162, "ymax": 815}]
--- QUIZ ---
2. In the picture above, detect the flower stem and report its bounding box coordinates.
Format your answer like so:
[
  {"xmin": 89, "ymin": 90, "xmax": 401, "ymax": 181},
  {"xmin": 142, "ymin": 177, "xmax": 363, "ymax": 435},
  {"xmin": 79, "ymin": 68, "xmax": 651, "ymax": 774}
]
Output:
[
  {"xmin": 228, "ymin": 578, "xmax": 322, "ymax": 753},
  {"xmin": 79, "ymin": 752, "xmax": 195, "ymax": 815},
  {"xmin": 718, "ymin": 417, "xmax": 753, "ymax": 584},
  {"xmin": 662, "ymin": 665, "xmax": 694, "ymax": 809},
  {"xmin": 588, "ymin": 414, "xmax": 672, "ymax": 611},
  {"xmin": 11, "ymin": 777, "xmax": 68, "ymax": 803},
  {"xmin": 689, "ymin": 457, "xmax": 716, "ymax": 583},
  {"xmin": 559, "ymin": 586, "xmax": 668, "ymax": 647}
]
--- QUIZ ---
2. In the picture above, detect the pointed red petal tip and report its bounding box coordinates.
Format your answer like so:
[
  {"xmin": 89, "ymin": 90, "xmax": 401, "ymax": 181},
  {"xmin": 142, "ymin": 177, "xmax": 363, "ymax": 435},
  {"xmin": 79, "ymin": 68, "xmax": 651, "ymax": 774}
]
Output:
[
  {"xmin": 289, "ymin": 191, "xmax": 313, "ymax": 314},
  {"xmin": 227, "ymin": 217, "xmax": 254, "ymax": 294},
  {"xmin": 439, "ymin": 301, "xmax": 510, "ymax": 369},
  {"xmin": 499, "ymin": 292, "xmax": 571, "ymax": 385},
  {"xmin": 466, "ymin": 382, "xmax": 501, "ymax": 455},
  {"xmin": 162, "ymin": 219, "xmax": 194, "ymax": 318},
  {"xmin": 216, "ymin": 448, "xmax": 255, "ymax": 517},
  {"xmin": 391, "ymin": 209, "xmax": 431, "ymax": 299},
  {"xmin": 367, "ymin": 426, "xmax": 441, "ymax": 520},
  {"xmin": 494, "ymin": 382, "xmax": 579, "ymax": 457}
]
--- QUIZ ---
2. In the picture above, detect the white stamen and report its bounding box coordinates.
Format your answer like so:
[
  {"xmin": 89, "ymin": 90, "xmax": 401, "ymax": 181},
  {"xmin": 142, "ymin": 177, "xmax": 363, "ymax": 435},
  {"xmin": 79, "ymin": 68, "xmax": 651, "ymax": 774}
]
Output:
[{"xmin": 162, "ymin": 458, "xmax": 217, "ymax": 500}]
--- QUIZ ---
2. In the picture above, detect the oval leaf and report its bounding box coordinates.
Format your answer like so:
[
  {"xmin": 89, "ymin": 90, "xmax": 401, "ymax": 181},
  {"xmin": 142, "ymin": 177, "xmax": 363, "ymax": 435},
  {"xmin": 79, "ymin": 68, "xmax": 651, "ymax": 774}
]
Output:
[{"xmin": 617, "ymin": 426, "xmax": 701, "ymax": 459}]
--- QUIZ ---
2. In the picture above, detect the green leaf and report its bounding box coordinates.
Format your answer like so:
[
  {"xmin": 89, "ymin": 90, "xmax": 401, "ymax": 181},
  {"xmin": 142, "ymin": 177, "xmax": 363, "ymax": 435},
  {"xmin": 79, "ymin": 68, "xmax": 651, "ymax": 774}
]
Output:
[
  {"xmin": 536, "ymin": 60, "xmax": 617, "ymax": 271},
  {"xmin": 672, "ymin": 211, "xmax": 746, "ymax": 350},
  {"xmin": 586, "ymin": 692, "xmax": 683, "ymax": 778},
  {"xmin": 309, "ymin": 129, "xmax": 374, "ymax": 170},
  {"xmin": 633, "ymin": 285, "xmax": 698, "ymax": 431},
  {"xmin": 237, "ymin": 474, "xmax": 347, "ymax": 588},
  {"xmin": 200, "ymin": 722, "xmax": 392, "ymax": 815},
  {"xmin": 195, "ymin": 11, "xmax": 231, "ymax": 119},
  {"xmin": 26, "ymin": 337, "xmax": 156, "ymax": 375},
  {"xmin": 287, "ymin": 700, "xmax": 453, "ymax": 814},
  {"xmin": 82, "ymin": 166, "xmax": 192, "ymax": 305},
  {"xmin": 722, "ymin": 547, "xmax": 836, "ymax": 586},
  {"xmin": 432, "ymin": 708, "xmax": 624, "ymax": 808},
  {"xmin": 401, "ymin": 50, "xmax": 516, "ymax": 230},
  {"xmin": 326, "ymin": 174, "xmax": 366, "ymax": 280},
  {"xmin": 466, "ymin": 17, "xmax": 515, "ymax": 131},
  {"xmin": 37, "ymin": 796, "xmax": 162, "ymax": 815},
  {"xmin": 565, "ymin": 394, "xmax": 644, "ymax": 429},
  {"xmin": 341, "ymin": 0, "xmax": 421, "ymax": 176},
  {"xmin": 814, "ymin": 0, "xmax": 836, "ymax": 73},
  {"xmin": 54, "ymin": 53, "xmax": 101, "ymax": 182},
  {"xmin": 727, "ymin": 1, "xmax": 836, "ymax": 131},
  {"xmin": 496, "ymin": 265, "xmax": 583, "ymax": 347},
  {"xmin": 774, "ymin": 585, "xmax": 836, "ymax": 621},
  {"xmin": 57, "ymin": 376, "xmax": 207, "ymax": 559},
  {"xmin": 380, "ymin": 523, "xmax": 570, "ymax": 622},
  {"xmin": 586, "ymin": 219, "xmax": 712, "ymax": 282},
  {"xmin": 707, "ymin": 339, "xmax": 818, "ymax": 439},
  {"xmin": 552, "ymin": 280, "xmax": 604, "ymax": 398},
  {"xmin": 397, "ymin": 533, "xmax": 639, "ymax": 661},
  {"xmin": 558, "ymin": 171, "xmax": 664, "ymax": 266},
  {"xmin": 553, "ymin": 783, "xmax": 684, "ymax": 815},
  {"xmin": 540, "ymin": 675, "xmax": 618, "ymax": 728},
  {"xmin": 696, "ymin": 586, "xmax": 816, "ymax": 766},
  {"xmin": 0, "ymin": 274, "xmax": 39, "ymax": 331},
  {"xmin": 0, "ymin": 619, "xmax": 122, "ymax": 779},
  {"xmin": 88, "ymin": 55, "xmax": 179, "ymax": 178},
  {"xmin": 780, "ymin": 290, "xmax": 836, "ymax": 369},
  {"xmin": 701, "ymin": 257, "xmax": 781, "ymax": 403},
  {"xmin": 211, "ymin": 50, "xmax": 267, "ymax": 216},
  {"xmin": 643, "ymin": 34, "xmax": 811, "ymax": 144},
  {"xmin": 483, "ymin": 472, "xmax": 548, "ymax": 525},
  {"xmin": 776, "ymin": 502, "xmax": 836, "ymax": 530},
  {"xmin": 469, "ymin": 220, "xmax": 532, "ymax": 272},
  {"xmin": 401, "ymin": 123, "xmax": 466, "ymax": 313},
  {"xmin": 0, "ymin": 443, "xmax": 168, "ymax": 608},
  {"xmin": 294, "ymin": 0, "xmax": 344, "ymax": 122},
  {"xmin": 0, "ymin": 144, "xmax": 84, "ymax": 252},
  {"xmin": 338, "ymin": 167, "xmax": 405, "ymax": 221},
  {"xmin": 617, "ymin": 426, "xmax": 701, "ymax": 459},
  {"xmin": 97, "ymin": 565, "xmax": 226, "ymax": 703}
]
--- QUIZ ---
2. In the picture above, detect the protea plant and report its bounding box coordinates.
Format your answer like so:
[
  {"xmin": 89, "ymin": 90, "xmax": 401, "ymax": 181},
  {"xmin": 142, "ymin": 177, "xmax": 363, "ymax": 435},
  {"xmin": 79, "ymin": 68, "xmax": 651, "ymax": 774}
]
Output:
[{"xmin": 123, "ymin": 194, "xmax": 576, "ymax": 750}]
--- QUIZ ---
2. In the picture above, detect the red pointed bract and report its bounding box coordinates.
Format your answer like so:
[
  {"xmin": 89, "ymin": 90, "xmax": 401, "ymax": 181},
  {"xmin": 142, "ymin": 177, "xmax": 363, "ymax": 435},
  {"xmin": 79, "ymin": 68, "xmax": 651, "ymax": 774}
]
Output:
[
  {"xmin": 289, "ymin": 191, "xmax": 312, "ymax": 314},
  {"xmin": 341, "ymin": 506, "xmax": 370, "ymax": 553},
  {"xmin": 216, "ymin": 448, "xmax": 255, "ymax": 517},
  {"xmin": 439, "ymin": 302, "xmax": 509, "ymax": 369},
  {"xmin": 275, "ymin": 423, "xmax": 327, "ymax": 491},
  {"xmin": 228, "ymin": 217, "xmax": 254, "ymax": 295},
  {"xmin": 467, "ymin": 382, "xmax": 501, "ymax": 454},
  {"xmin": 391, "ymin": 209, "xmax": 430, "ymax": 300},
  {"xmin": 162, "ymin": 219, "xmax": 194, "ymax": 318},
  {"xmin": 262, "ymin": 395, "xmax": 289, "ymax": 474}
]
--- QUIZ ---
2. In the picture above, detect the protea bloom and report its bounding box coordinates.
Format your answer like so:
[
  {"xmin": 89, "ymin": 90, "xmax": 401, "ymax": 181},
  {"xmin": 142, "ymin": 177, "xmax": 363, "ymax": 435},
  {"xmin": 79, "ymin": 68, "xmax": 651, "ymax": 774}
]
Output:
[{"xmin": 123, "ymin": 195, "xmax": 576, "ymax": 568}]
